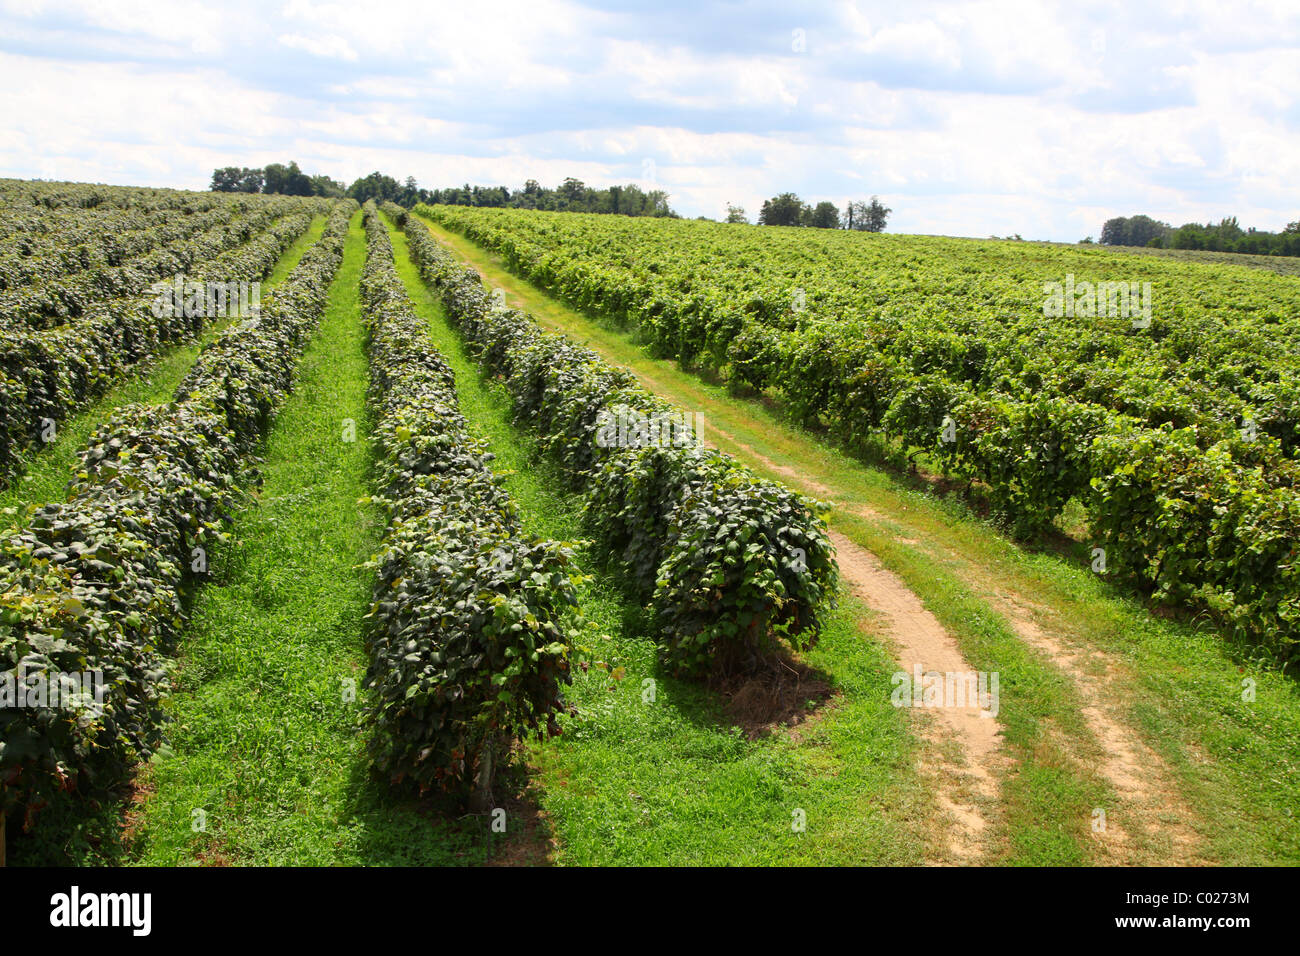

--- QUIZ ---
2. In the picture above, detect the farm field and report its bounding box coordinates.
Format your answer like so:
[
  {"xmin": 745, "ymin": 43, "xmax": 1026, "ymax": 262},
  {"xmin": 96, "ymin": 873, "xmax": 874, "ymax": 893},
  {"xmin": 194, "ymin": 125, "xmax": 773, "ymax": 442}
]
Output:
[
  {"xmin": 420, "ymin": 204, "xmax": 1300, "ymax": 665},
  {"xmin": 1, "ymin": 184, "xmax": 1297, "ymax": 870}
]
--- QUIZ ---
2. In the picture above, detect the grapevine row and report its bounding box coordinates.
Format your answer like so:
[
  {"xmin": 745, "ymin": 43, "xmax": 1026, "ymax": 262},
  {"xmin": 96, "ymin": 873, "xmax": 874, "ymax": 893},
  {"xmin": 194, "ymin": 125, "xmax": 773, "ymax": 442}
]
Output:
[
  {"xmin": 0, "ymin": 198, "xmax": 322, "ymax": 328},
  {"xmin": 359, "ymin": 203, "xmax": 578, "ymax": 801},
  {"xmin": 0, "ymin": 207, "xmax": 321, "ymax": 486}
]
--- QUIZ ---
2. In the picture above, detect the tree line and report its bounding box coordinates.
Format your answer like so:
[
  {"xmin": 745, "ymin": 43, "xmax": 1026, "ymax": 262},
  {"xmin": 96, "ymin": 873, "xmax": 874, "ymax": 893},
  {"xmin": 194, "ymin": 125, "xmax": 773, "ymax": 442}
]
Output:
[
  {"xmin": 210, "ymin": 161, "xmax": 346, "ymax": 198},
  {"xmin": 1098, "ymin": 213, "xmax": 1300, "ymax": 257},
  {"xmin": 209, "ymin": 162, "xmax": 892, "ymax": 230},
  {"xmin": 724, "ymin": 193, "xmax": 891, "ymax": 231},
  {"xmin": 212, "ymin": 163, "xmax": 674, "ymax": 216},
  {"xmin": 425, "ymin": 177, "xmax": 674, "ymax": 217}
]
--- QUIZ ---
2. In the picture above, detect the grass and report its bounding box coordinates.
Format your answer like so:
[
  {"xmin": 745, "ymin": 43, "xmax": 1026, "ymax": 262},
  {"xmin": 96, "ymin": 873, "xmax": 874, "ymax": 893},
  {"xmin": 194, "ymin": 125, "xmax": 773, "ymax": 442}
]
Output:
[
  {"xmin": 385, "ymin": 213, "xmax": 932, "ymax": 866},
  {"xmin": 0, "ymin": 214, "xmax": 329, "ymax": 514},
  {"xmin": 415, "ymin": 212, "xmax": 1300, "ymax": 866}
]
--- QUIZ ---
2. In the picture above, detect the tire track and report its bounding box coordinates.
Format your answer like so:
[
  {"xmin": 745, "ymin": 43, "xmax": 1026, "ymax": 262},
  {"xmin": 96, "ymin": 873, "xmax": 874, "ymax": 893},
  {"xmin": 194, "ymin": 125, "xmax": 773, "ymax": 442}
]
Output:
[{"xmin": 704, "ymin": 428, "xmax": 1008, "ymax": 863}]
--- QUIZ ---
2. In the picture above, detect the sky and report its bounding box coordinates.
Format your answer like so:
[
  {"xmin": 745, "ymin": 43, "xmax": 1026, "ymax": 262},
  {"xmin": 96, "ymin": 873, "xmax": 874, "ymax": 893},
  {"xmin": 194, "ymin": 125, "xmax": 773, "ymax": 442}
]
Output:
[{"xmin": 1, "ymin": 0, "xmax": 1297, "ymax": 241}]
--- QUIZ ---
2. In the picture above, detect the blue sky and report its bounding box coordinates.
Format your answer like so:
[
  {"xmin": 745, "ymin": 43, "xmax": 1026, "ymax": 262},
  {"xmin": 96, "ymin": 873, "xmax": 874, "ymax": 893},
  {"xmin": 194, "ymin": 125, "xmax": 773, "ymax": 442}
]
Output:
[{"xmin": 1, "ymin": 0, "xmax": 1297, "ymax": 240}]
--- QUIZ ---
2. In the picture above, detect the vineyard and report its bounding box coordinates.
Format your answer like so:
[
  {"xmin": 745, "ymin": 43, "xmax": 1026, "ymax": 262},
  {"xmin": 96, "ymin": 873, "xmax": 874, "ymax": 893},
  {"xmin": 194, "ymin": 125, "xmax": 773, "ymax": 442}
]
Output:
[
  {"xmin": 420, "ymin": 204, "xmax": 1300, "ymax": 665},
  {"xmin": 0, "ymin": 181, "xmax": 1297, "ymax": 868}
]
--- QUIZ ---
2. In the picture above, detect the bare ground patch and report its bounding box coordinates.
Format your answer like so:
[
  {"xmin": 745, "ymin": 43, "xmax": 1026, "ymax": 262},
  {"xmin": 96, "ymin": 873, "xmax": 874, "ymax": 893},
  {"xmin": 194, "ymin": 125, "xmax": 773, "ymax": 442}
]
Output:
[{"xmin": 712, "ymin": 653, "xmax": 837, "ymax": 739}]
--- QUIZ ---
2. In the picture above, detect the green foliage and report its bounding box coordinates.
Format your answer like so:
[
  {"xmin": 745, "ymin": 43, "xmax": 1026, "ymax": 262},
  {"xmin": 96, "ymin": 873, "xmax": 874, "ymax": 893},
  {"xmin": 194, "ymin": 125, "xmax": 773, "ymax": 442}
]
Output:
[
  {"xmin": 428, "ymin": 178, "xmax": 676, "ymax": 218},
  {"xmin": 757, "ymin": 192, "xmax": 807, "ymax": 227},
  {"xmin": 421, "ymin": 203, "xmax": 1300, "ymax": 663},
  {"xmin": 1104, "ymin": 212, "xmax": 1300, "ymax": 257},
  {"xmin": 0, "ymin": 184, "xmax": 329, "ymax": 487},
  {"xmin": 402, "ymin": 212, "xmax": 837, "ymax": 677}
]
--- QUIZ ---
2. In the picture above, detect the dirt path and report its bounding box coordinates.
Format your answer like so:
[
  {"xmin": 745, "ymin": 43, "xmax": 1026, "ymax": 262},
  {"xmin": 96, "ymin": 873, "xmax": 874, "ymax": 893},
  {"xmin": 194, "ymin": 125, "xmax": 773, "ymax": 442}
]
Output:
[
  {"xmin": 723, "ymin": 417, "xmax": 1204, "ymax": 863},
  {"xmin": 701, "ymin": 415, "xmax": 1008, "ymax": 861},
  {"xmin": 721, "ymin": 401, "xmax": 1206, "ymax": 862},
  {"xmin": 972, "ymin": 590, "xmax": 1205, "ymax": 864},
  {"xmin": 826, "ymin": 529, "xmax": 1005, "ymax": 862}
]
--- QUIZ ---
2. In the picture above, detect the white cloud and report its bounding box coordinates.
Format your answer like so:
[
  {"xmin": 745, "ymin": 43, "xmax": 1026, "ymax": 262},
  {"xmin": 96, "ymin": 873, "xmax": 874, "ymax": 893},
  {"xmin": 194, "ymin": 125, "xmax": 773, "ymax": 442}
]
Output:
[
  {"xmin": 0, "ymin": 0, "xmax": 1297, "ymax": 238},
  {"xmin": 277, "ymin": 32, "xmax": 359, "ymax": 61}
]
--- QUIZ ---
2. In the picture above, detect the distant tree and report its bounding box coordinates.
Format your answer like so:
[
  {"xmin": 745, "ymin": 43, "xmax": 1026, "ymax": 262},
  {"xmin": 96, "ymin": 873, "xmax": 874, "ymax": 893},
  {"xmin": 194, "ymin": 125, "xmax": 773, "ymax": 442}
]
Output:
[
  {"xmin": 619, "ymin": 183, "xmax": 646, "ymax": 215},
  {"xmin": 1100, "ymin": 214, "xmax": 1171, "ymax": 247},
  {"xmin": 347, "ymin": 171, "xmax": 402, "ymax": 204},
  {"xmin": 285, "ymin": 161, "xmax": 313, "ymax": 196},
  {"xmin": 1217, "ymin": 215, "xmax": 1242, "ymax": 240},
  {"xmin": 1099, "ymin": 217, "xmax": 1127, "ymax": 245},
  {"xmin": 211, "ymin": 166, "xmax": 263, "ymax": 193},
  {"xmin": 256, "ymin": 161, "xmax": 313, "ymax": 196},
  {"xmin": 309, "ymin": 174, "xmax": 345, "ymax": 198},
  {"xmin": 758, "ymin": 192, "xmax": 807, "ymax": 227},
  {"xmin": 843, "ymin": 196, "xmax": 890, "ymax": 232},
  {"xmin": 724, "ymin": 203, "xmax": 748, "ymax": 224},
  {"xmin": 211, "ymin": 167, "xmax": 242, "ymax": 192},
  {"xmin": 809, "ymin": 201, "xmax": 840, "ymax": 229},
  {"xmin": 559, "ymin": 177, "xmax": 586, "ymax": 206},
  {"xmin": 842, "ymin": 200, "xmax": 864, "ymax": 230},
  {"xmin": 860, "ymin": 196, "xmax": 891, "ymax": 233},
  {"xmin": 643, "ymin": 188, "xmax": 672, "ymax": 217},
  {"xmin": 262, "ymin": 163, "xmax": 289, "ymax": 195},
  {"xmin": 396, "ymin": 175, "xmax": 420, "ymax": 207},
  {"xmin": 420, "ymin": 177, "xmax": 676, "ymax": 218}
]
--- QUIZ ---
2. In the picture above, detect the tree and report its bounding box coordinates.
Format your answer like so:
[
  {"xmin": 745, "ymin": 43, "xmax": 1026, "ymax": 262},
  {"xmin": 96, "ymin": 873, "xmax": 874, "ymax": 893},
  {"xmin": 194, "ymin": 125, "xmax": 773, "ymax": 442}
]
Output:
[
  {"xmin": 419, "ymin": 177, "xmax": 678, "ymax": 218},
  {"xmin": 724, "ymin": 203, "xmax": 747, "ymax": 224},
  {"xmin": 842, "ymin": 200, "xmax": 865, "ymax": 230},
  {"xmin": 758, "ymin": 192, "xmax": 807, "ymax": 227},
  {"xmin": 1100, "ymin": 214, "xmax": 1170, "ymax": 247},
  {"xmin": 211, "ymin": 166, "xmax": 263, "ymax": 193},
  {"xmin": 397, "ymin": 176, "xmax": 420, "ymax": 207},
  {"xmin": 843, "ymin": 197, "xmax": 890, "ymax": 232},
  {"xmin": 285, "ymin": 161, "xmax": 313, "ymax": 196},
  {"xmin": 347, "ymin": 171, "xmax": 402, "ymax": 204},
  {"xmin": 262, "ymin": 163, "xmax": 289, "ymax": 195},
  {"xmin": 559, "ymin": 177, "xmax": 586, "ymax": 206},
  {"xmin": 309, "ymin": 174, "xmax": 345, "ymax": 198},
  {"xmin": 211, "ymin": 167, "xmax": 243, "ymax": 192},
  {"xmin": 809, "ymin": 201, "xmax": 840, "ymax": 229},
  {"xmin": 860, "ymin": 196, "xmax": 891, "ymax": 233},
  {"xmin": 643, "ymin": 188, "xmax": 672, "ymax": 217},
  {"xmin": 258, "ymin": 161, "xmax": 313, "ymax": 196}
]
